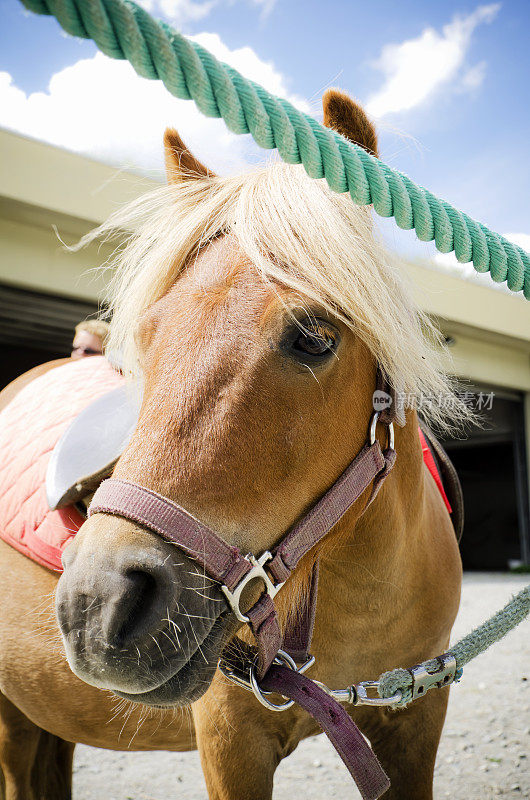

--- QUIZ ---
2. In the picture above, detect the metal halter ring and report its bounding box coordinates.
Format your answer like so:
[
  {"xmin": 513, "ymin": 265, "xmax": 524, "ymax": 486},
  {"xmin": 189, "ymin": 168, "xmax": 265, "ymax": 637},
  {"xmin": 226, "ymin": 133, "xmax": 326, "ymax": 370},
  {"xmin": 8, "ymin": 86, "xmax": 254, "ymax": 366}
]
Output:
[
  {"xmin": 249, "ymin": 651, "xmax": 316, "ymax": 712},
  {"xmin": 369, "ymin": 411, "xmax": 395, "ymax": 450}
]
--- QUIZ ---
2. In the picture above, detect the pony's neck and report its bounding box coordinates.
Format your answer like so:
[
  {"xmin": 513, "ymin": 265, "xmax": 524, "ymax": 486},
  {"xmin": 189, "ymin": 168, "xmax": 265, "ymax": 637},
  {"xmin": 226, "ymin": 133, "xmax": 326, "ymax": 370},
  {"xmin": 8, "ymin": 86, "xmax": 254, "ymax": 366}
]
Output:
[{"xmin": 311, "ymin": 412, "xmax": 432, "ymax": 682}]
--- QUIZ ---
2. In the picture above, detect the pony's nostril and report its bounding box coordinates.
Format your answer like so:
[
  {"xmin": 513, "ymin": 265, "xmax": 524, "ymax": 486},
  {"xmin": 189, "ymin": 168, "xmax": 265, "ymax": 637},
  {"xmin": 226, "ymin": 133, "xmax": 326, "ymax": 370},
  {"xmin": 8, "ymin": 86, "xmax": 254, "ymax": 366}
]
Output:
[{"xmin": 110, "ymin": 568, "xmax": 158, "ymax": 648}]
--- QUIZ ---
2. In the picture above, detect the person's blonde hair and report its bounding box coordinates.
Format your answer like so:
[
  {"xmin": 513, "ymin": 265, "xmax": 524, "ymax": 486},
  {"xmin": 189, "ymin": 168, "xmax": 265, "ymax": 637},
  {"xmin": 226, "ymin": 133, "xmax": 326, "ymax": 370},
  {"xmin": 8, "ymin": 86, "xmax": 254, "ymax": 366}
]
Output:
[
  {"xmin": 74, "ymin": 319, "xmax": 110, "ymax": 347},
  {"xmin": 79, "ymin": 161, "xmax": 468, "ymax": 431}
]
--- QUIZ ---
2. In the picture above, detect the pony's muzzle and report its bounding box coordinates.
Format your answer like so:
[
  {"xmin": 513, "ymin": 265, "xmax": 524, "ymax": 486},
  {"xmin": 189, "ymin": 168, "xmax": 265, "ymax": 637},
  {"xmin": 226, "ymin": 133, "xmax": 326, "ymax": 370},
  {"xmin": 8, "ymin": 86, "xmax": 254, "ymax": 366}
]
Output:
[
  {"xmin": 55, "ymin": 517, "xmax": 207, "ymax": 694},
  {"xmin": 58, "ymin": 542, "xmax": 178, "ymax": 683}
]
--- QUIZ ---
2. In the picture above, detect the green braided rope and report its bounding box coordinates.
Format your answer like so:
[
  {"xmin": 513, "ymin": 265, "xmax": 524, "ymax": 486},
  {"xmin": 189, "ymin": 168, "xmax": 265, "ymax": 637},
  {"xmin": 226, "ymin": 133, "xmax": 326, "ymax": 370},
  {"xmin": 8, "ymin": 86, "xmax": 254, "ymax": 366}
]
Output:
[
  {"xmin": 378, "ymin": 584, "xmax": 530, "ymax": 707},
  {"xmin": 19, "ymin": 0, "xmax": 530, "ymax": 299}
]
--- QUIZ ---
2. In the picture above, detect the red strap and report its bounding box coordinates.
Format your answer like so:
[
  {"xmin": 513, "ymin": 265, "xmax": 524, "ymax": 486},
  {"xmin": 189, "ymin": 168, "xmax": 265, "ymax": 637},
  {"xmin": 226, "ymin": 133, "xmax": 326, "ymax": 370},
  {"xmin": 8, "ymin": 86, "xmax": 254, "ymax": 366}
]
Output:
[{"xmin": 418, "ymin": 429, "xmax": 452, "ymax": 513}]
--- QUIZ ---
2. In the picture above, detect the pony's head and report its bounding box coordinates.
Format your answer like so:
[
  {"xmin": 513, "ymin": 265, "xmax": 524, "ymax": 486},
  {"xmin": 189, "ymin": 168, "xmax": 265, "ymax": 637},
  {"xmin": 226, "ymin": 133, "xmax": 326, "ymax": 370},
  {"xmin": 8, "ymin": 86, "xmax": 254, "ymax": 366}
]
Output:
[{"xmin": 56, "ymin": 91, "xmax": 462, "ymax": 706}]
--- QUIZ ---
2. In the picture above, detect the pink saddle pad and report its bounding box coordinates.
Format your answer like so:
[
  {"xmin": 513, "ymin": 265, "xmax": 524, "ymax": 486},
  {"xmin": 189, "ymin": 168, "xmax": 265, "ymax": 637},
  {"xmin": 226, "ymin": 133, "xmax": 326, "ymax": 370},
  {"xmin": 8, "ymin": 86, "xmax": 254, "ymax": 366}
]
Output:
[{"xmin": 0, "ymin": 357, "xmax": 123, "ymax": 571}]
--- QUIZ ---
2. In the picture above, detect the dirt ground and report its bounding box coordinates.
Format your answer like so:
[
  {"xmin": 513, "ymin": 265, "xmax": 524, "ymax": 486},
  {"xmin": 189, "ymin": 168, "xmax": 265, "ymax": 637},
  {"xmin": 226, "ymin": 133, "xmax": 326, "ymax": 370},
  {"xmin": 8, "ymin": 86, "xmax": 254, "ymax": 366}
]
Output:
[{"xmin": 73, "ymin": 573, "xmax": 530, "ymax": 799}]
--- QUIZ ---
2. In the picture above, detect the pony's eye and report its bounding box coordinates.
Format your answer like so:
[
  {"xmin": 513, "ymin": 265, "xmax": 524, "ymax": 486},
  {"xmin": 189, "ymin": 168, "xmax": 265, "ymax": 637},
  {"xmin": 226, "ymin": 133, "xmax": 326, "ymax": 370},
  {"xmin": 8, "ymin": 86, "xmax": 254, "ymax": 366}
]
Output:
[
  {"xmin": 292, "ymin": 330, "xmax": 334, "ymax": 356},
  {"xmin": 283, "ymin": 320, "xmax": 339, "ymax": 362}
]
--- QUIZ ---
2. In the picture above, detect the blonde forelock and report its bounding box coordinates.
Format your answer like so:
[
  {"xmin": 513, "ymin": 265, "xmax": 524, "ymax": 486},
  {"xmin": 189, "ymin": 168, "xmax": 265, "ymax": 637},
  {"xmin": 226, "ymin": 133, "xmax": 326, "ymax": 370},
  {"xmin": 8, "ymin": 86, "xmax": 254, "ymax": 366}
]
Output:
[{"xmin": 78, "ymin": 161, "xmax": 468, "ymax": 431}]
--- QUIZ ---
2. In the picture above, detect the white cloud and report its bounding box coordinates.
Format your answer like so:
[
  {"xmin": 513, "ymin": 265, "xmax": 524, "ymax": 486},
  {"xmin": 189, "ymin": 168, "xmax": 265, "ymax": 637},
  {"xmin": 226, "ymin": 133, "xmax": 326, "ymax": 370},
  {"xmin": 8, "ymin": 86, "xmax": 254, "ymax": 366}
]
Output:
[
  {"xmin": 138, "ymin": 0, "xmax": 275, "ymax": 26},
  {"xmin": 0, "ymin": 34, "xmax": 309, "ymax": 176},
  {"xmin": 503, "ymin": 232, "xmax": 530, "ymax": 253},
  {"xmin": 190, "ymin": 33, "xmax": 308, "ymax": 102},
  {"xmin": 366, "ymin": 4, "xmax": 500, "ymax": 118},
  {"xmin": 138, "ymin": 0, "xmax": 216, "ymax": 24},
  {"xmin": 459, "ymin": 61, "xmax": 487, "ymax": 91},
  {"xmin": 431, "ymin": 231, "xmax": 529, "ymax": 292}
]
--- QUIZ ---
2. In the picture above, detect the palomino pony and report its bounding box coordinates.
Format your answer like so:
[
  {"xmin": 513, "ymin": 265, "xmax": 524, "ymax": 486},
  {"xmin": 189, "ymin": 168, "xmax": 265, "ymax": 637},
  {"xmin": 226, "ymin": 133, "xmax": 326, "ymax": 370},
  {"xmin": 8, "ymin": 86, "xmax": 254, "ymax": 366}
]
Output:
[{"xmin": 0, "ymin": 91, "xmax": 463, "ymax": 800}]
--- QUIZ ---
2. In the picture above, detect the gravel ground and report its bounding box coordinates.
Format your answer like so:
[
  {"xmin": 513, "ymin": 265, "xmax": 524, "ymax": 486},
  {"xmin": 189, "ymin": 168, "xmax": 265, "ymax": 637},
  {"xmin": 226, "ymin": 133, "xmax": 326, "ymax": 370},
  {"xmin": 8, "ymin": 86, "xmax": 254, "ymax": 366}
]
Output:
[{"xmin": 73, "ymin": 573, "xmax": 530, "ymax": 799}]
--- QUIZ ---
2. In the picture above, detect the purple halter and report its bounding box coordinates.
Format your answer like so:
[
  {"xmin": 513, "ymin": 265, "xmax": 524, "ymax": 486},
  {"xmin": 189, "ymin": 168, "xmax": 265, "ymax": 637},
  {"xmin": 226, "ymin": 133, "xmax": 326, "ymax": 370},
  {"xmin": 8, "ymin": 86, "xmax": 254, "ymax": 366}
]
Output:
[{"xmin": 88, "ymin": 371, "xmax": 397, "ymax": 800}]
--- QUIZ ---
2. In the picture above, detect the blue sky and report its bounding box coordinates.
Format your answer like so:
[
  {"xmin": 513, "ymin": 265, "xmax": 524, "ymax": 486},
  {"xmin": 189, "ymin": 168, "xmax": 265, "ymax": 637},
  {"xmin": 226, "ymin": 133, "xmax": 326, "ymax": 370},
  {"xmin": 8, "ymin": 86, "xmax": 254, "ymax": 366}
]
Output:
[{"xmin": 1, "ymin": 0, "xmax": 529, "ymax": 280}]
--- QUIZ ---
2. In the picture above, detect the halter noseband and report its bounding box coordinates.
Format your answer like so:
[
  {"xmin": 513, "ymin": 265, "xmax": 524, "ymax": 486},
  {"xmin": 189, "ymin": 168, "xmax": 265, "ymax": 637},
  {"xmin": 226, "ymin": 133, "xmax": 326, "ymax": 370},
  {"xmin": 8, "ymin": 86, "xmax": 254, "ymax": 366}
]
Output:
[{"xmin": 88, "ymin": 370, "xmax": 397, "ymax": 680}]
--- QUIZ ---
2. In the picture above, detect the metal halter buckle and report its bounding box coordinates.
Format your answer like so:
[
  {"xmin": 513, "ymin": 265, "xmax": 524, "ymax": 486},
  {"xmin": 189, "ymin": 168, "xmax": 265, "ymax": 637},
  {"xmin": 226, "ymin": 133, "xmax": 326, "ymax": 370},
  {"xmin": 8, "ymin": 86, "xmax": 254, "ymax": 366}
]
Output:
[
  {"xmin": 219, "ymin": 650, "xmax": 316, "ymax": 712},
  {"xmin": 369, "ymin": 411, "xmax": 395, "ymax": 450},
  {"xmin": 221, "ymin": 551, "xmax": 285, "ymax": 623}
]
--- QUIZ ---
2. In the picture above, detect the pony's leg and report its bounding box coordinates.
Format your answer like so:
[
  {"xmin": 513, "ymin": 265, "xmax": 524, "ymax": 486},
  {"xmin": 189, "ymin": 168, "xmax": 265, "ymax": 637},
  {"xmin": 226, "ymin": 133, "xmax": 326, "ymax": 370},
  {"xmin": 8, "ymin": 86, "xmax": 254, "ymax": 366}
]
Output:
[
  {"xmin": 357, "ymin": 688, "xmax": 450, "ymax": 800},
  {"xmin": 194, "ymin": 702, "xmax": 278, "ymax": 800},
  {"xmin": 0, "ymin": 692, "xmax": 39, "ymax": 800},
  {"xmin": 193, "ymin": 678, "xmax": 314, "ymax": 800},
  {"xmin": 31, "ymin": 729, "xmax": 74, "ymax": 800},
  {"xmin": 0, "ymin": 691, "xmax": 74, "ymax": 800}
]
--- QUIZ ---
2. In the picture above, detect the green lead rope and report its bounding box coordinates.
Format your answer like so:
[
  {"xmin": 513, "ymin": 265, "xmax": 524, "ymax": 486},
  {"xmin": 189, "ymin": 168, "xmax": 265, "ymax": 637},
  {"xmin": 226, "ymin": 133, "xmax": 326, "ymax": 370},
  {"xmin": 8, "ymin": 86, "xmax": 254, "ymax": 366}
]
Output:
[
  {"xmin": 19, "ymin": 0, "xmax": 530, "ymax": 299},
  {"xmin": 378, "ymin": 584, "xmax": 530, "ymax": 707}
]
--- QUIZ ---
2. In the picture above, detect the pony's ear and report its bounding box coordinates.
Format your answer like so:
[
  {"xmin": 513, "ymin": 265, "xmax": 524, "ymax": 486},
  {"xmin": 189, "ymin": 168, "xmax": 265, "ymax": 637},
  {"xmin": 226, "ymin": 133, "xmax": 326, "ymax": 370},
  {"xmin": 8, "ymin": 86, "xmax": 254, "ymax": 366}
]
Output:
[
  {"xmin": 163, "ymin": 128, "xmax": 215, "ymax": 183},
  {"xmin": 322, "ymin": 89, "xmax": 378, "ymax": 158}
]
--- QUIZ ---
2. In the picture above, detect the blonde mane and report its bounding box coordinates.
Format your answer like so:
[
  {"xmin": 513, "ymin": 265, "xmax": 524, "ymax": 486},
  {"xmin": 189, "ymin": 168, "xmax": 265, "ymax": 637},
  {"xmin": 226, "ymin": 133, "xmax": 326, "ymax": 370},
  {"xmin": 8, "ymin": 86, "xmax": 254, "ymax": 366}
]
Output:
[{"xmin": 80, "ymin": 161, "xmax": 466, "ymax": 430}]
